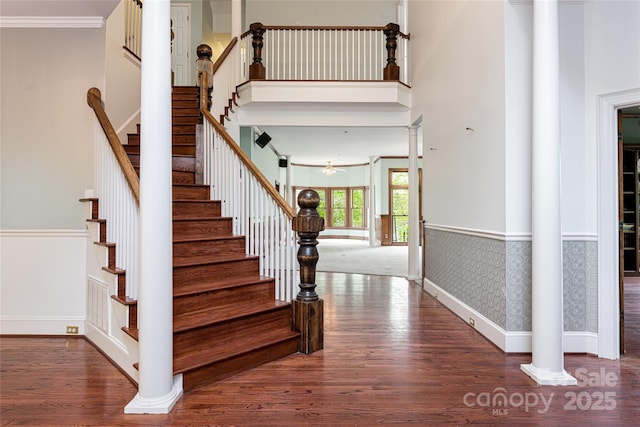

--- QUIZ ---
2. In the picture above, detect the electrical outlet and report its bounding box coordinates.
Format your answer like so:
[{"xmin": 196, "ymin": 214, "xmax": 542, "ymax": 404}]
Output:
[
  {"xmin": 434, "ymin": 291, "xmax": 438, "ymax": 299},
  {"xmin": 468, "ymin": 318, "xmax": 475, "ymax": 328},
  {"xmin": 66, "ymin": 326, "xmax": 79, "ymax": 334}
]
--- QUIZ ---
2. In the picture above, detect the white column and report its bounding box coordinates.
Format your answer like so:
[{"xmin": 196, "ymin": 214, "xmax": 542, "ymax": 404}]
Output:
[
  {"xmin": 520, "ymin": 0, "xmax": 576, "ymax": 386},
  {"xmin": 125, "ymin": 0, "xmax": 183, "ymax": 414},
  {"xmin": 231, "ymin": 0, "xmax": 242, "ymax": 38},
  {"xmin": 407, "ymin": 125, "xmax": 420, "ymax": 281},
  {"xmin": 369, "ymin": 156, "xmax": 378, "ymax": 246}
]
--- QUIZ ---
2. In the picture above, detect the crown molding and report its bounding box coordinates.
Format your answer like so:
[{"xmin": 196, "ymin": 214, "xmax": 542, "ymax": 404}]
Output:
[{"xmin": 0, "ymin": 16, "xmax": 106, "ymax": 28}]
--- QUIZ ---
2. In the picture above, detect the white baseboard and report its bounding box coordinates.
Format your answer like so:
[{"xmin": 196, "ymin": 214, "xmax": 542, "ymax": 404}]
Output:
[
  {"xmin": 423, "ymin": 278, "xmax": 598, "ymax": 355},
  {"xmin": 0, "ymin": 316, "xmax": 85, "ymax": 335}
]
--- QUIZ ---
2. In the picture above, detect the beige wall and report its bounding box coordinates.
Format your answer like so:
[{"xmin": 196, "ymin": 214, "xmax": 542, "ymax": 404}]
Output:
[
  {"xmin": 104, "ymin": 1, "xmax": 141, "ymax": 135},
  {"xmin": 0, "ymin": 27, "xmax": 106, "ymax": 229},
  {"xmin": 409, "ymin": 0, "xmax": 507, "ymax": 233}
]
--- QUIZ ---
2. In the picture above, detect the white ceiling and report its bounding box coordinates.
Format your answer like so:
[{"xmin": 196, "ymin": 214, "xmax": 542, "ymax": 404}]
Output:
[{"xmin": 260, "ymin": 125, "xmax": 415, "ymax": 166}]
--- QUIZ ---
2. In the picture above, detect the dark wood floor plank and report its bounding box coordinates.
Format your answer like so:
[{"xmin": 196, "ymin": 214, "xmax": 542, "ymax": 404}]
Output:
[{"xmin": 1, "ymin": 272, "xmax": 639, "ymax": 425}]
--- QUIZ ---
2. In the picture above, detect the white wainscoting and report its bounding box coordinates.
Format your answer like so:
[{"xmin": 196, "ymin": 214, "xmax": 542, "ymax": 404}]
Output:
[{"xmin": 0, "ymin": 230, "xmax": 88, "ymax": 335}]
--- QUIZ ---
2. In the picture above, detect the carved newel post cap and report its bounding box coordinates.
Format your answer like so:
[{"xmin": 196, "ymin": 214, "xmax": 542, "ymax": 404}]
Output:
[
  {"xmin": 196, "ymin": 44, "xmax": 212, "ymax": 60},
  {"xmin": 384, "ymin": 23, "xmax": 400, "ymax": 33},
  {"xmin": 250, "ymin": 22, "xmax": 265, "ymax": 32},
  {"xmin": 292, "ymin": 189, "xmax": 325, "ymax": 233},
  {"xmin": 297, "ymin": 189, "xmax": 320, "ymax": 210}
]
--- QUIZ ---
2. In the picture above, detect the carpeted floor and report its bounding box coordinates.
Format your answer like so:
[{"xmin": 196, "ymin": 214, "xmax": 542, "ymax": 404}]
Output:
[{"xmin": 315, "ymin": 239, "xmax": 411, "ymax": 277}]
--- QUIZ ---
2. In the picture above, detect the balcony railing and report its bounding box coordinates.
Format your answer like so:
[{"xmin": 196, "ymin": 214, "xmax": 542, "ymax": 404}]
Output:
[
  {"xmin": 124, "ymin": 0, "xmax": 143, "ymax": 59},
  {"xmin": 241, "ymin": 23, "xmax": 410, "ymax": 85}
]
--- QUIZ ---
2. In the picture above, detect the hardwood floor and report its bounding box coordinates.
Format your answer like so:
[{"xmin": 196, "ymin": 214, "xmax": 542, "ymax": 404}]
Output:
[{"xmin": 2, "ymin": 272, "xmax": 639, "ymax": 426}]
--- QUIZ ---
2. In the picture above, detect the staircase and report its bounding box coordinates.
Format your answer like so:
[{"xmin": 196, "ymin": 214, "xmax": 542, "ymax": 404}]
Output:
[{"xmin": 120, "ymin": 86, "xmax": 299, "ymax": 391}]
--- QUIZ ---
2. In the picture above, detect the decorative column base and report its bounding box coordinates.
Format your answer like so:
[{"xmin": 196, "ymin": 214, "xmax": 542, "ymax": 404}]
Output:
[
  {"xmin": 292, "ymin": 299, "xmax": 324, "ymax": 354},
  {"xmin": 124, "ymin": 375, "xmax": 183, "ymax": 414},
  {"xmin": 520, "ymin": 364, "xmax": 577, "ymax": 386}
]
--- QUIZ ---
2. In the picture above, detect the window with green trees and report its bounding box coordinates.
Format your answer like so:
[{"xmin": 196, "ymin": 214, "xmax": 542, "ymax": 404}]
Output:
[{"xmin": 294, "ymin": 186, "xmax": 366, "ymax": 228}]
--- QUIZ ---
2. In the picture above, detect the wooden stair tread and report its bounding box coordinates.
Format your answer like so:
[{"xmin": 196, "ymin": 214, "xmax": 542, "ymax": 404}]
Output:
[
  {"xmin": 173, "ymin": 235, "xmax": 244, "ymax": 244},
  {"xmin": 173, "ymin": 322, "xmax": 299, "ymax": 374},
  {"xmin": 173, "ymin": 253, "xmax": 258, "ymax": 268},
  {"xmin": 173, "ymin": 276, "xmax": 274, "ymax": 298},
  {"xmin": 102, "ymin": 266, "xmax": 125, "ymax": 275},
  {"xmin": 173, "ymin": 184, "xmax": 209, "ymax": 189},
  {"xmin": 172, "ymin": 216, "xmax": 231, "ymax": 223},
  {"xmin": 94, "ymin": 241, "xmax": 115, "ymax": 248},
  {"xmin": 174, "ymin": 300, "xmax": 290, "ymax": 332}
]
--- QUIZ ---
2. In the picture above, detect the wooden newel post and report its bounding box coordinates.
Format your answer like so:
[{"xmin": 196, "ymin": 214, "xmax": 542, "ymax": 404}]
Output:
[
  {"xmin": 249, "ymin": 22, "xmax": 266, "ymax": 80},
  {"xmin": 196, "ymin": 44, "xmax": 213, "ymax": 115},
  {"xmin": 291, "ymin": 189, "xmax": 325, "ymax": 354},
  {"xmin": 383, "ymin": 23, "xmax": 400, "ymax": 81}
]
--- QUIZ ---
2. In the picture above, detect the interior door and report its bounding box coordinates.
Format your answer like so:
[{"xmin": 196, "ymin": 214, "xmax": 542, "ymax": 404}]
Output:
[
  {"xmin": 618, "ymin": 109, "xmax": 626, "ymax": 354},
  {"xmin": 171, "ymin": 4, "xmax": 191, "ymax": 86}
]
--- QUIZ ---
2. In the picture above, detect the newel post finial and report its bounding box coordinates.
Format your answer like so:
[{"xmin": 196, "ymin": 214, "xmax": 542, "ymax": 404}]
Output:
[
  {"xmin": 196, "ymin": 44, "xmax": 213, "ymax": 114},
  {"xmin": 291, "ymin": 189, "xmax": 325, "ymax": 354},
  {"xmin": 383, "ymin": 22, "xmax": 400, "ymax": 81},
  {"xmin": 249, "ymin": 22, "xmax": 266, "ymax": 80}
]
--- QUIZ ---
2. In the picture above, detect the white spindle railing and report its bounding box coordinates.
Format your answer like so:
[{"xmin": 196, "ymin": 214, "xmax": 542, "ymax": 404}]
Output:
[
  {"xmin": 241, "ymin": 25, "xmax": 409, "ymax": 85},
  {"xmin": 202, "ymin": 115, "xmax": 299, "ymax": 302},
  {"xmin": 211, "ymin": 38, "xmax": 244, "ymax": 142},
  {"xmin": 94, "ymin": 121, "xmax": 140, "ymax": 300},
  {"xmin": 124, "ymin": 0, "xmax": 143, "ymax": 58}
]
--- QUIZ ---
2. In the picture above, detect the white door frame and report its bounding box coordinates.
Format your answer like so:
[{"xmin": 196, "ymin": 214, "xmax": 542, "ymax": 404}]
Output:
[{"xmin": 597, "ymin": 87, "xmax": 640, "ymax": 360}]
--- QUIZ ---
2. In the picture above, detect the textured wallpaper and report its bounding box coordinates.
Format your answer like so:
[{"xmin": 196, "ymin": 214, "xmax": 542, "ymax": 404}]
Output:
[
  {"xmin": 425, "ymin": 227, "xmax": 598, "ymax": 333},
  {"xmin": 425, "ymin": 228, "xmax": 507, "ymax": 328}
]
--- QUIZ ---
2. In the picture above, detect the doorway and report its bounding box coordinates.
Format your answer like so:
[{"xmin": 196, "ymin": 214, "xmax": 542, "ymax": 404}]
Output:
[
  {"xmin": 388, "ymin": 169, "xmax": 422, "ymax": 245},
  {"xmin": 619, "ymin": 106, "xmax": 640, "ymax": 355},
  {"xmin": 171, "ymin": 4, "xmax": 191, "ymax": 86}
]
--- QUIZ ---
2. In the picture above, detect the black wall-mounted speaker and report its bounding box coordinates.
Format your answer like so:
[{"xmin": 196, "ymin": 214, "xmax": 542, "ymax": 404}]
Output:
[
  {"xmin": 279, "ymin": 158, "xmax": 288, "ymax": 168},
  {"xmin": 255, "ymin": 132, "xmax": 272, "ymax": 148}
]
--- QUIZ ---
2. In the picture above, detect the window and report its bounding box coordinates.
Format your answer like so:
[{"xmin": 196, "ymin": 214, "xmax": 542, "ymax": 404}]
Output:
[
  {"xmin": 351, "ymin": 188, "xmax": 364, "ymax": 228},
  {"xmin": 331, "ymin": 189, "xmax": 347, "ymax": 227},
  {"xmin": 293, "ymin": 186, "xmax": 367, "ymax": 228}
]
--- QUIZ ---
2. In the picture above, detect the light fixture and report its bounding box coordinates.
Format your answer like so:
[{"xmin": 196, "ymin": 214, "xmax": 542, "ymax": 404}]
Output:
[{"xmin": 322, "ymin": 161, "xmax": 337, "ymax": 176}]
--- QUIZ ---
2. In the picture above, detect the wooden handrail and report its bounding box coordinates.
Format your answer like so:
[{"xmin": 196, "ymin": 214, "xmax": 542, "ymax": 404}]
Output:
[
  {"xmin": 201, "ymin": 107, "xmax": 295, "ymax": 219},
  {"xmin": 212, "ymin": 37, "xmax": 238, "ymax": 76},
  {"xmin": 87, "ymin": 87, "xmax": 140, "ymax": 203}
]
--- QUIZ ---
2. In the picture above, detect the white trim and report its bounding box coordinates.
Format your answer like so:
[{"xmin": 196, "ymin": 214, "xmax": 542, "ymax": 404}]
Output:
[
  {"xmin": 0, "ymin": 316, "xmax": 85, "ymax": 335},
  {"xmin": 124, "ymin": 48, "xmax": 142, "ymax": 67},
  {"xmin": 596, "ymin": 87, "xmax": 640, "ymax": 360},
  {"xmin": 423, "ymin": 278, "xmax": 599, "ymax": 355},
  {"xmin": 0, "ymin": 229, "xmax": 88, "ymax": 238},
  {"xmin": 520, "ymin": 364, "xmax": 577, "ymax": 386},
  {"xmin": 425, "ymin": 224, "xmax": 597, "ymax": 242},
  {"xmin": 424, "ymin": 223, "xmax": 529, "ymax": 241},
  {"xmin": 0, "ymin": 16, "xmax": 106, "ymax": 28},
  {"xmin": 125, "ymin": 375, "xmax": 183, "ymax": 414},
  {"xmin": 505, "ymin": 331, "xmax": 598, "ymax": 354},
  {"xmin": 565, "ymin": 331, "xmax": 599, "ymax": 355},
  {"xmin": 423, "ymin": 278, "xmax": 507, "ymax": 351},
  {"xmin": 85, "ymin": 322, "xmax": 140, "ymax": 384},
  {"xmin": 562, "ymin": 232, "xmax": 598, "ymax": 242}
]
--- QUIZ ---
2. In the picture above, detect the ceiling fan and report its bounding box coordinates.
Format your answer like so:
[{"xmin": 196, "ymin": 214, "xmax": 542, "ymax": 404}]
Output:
[{"xmin": 315, "ymin": 161, "xmax": 346, "ymax": 176}]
